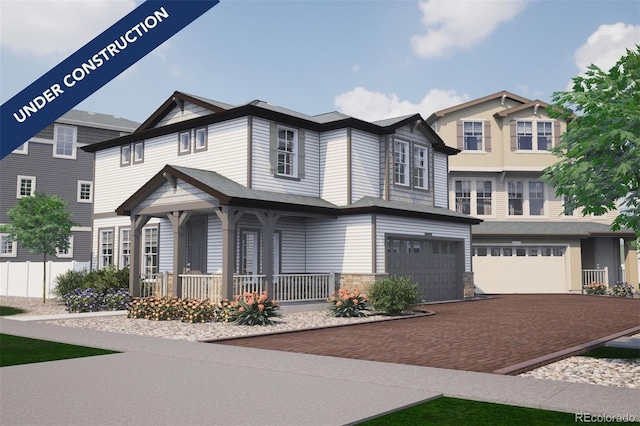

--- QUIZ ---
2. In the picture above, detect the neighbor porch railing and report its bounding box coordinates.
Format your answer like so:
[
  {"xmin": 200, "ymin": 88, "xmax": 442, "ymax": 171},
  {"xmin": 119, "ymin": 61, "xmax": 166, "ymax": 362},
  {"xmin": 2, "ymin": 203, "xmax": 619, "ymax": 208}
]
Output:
[{"xmin": 582, "ymin": 267, "xmax": 609, "ymax": 287}]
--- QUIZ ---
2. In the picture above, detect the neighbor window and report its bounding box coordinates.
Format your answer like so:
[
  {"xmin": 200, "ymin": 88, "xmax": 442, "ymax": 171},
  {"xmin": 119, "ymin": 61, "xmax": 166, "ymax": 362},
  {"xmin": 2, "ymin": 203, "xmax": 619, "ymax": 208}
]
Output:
[
  {"xmin": 77, "ymin": 181, "xmax": 93, "ymax": 203},
  {"xmin": 121, "ymin": 145, "xmax": 131, "ymax": 166},
  {"xmin": 195, "ymin": 128, "xmax": 207, "ymax": 151},
  {"xmin": 508, "ymin": 181, "xmax": 524, "ymax": 215},
  {"xmin": 394, "ymin": 141, "xmax": 409, "ymax": 185},
  {"xmin": 413, "ymin": 145, "xmax": 428, "ymax": 189},
  {"xmin": 142, "ymin": 227, "xmax": 158, "ymax": 276},
  {"xmin": 463, "ymin": 121, "xmax": 483, "ymax": 151},
  {"xmin": 455, "ymin": 180, "xmax": 471, "ymax": 214},
  {"xmin": 517, "ymin": 121, "xmax": 533, "ymax": 150},
  {"xmin": 16, "ymin": 175, "xmax": 36, "ymax": 198},
  {"xmin": 0, "ymin": 234, "xmax": 17, "ymax": 257},
  {"xmin": 99, "ymin": 229, "xmax": 114, "ymax": 269},
  {"xmin": 179, "ymin": 131, "xmax": 191, "ymax": 154},
  {"xmin": 277, "ymin": 126, "xmax": 297, "ymax": 177},
  {"xmin": 133, "ymin": 142, "xmax": 144, "ymax": 164},
  {"xmin": 56, "ymin": 236, "xmax": 73, "ymax": 258},
  {"xmin": 53, "ymin": 125, "xmax": 77, "ymax": 159}
]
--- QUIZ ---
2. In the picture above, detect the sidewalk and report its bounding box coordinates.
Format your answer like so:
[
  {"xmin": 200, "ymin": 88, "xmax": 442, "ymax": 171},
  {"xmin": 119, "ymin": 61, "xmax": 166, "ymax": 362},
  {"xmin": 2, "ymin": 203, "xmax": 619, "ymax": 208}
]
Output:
[{"xmin": 1, "ymin": 317, "xmax": 638, "ymax": 426}]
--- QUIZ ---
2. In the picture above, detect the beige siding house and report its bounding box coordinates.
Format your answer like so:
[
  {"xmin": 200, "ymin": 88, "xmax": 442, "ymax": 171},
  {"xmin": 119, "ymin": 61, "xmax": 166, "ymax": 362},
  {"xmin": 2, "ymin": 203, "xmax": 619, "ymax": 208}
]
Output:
[{"xmin": 427, "ymin": 91, "xmax": 639, "ymax": 294}]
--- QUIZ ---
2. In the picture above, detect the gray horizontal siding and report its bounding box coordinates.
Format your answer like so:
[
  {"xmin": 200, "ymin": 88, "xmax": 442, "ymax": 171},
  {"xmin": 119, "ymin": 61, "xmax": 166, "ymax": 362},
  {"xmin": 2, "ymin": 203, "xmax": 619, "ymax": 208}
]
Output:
[{"xmin": 9, "ymin": 230, "xmax": 91, "ymax": 263}]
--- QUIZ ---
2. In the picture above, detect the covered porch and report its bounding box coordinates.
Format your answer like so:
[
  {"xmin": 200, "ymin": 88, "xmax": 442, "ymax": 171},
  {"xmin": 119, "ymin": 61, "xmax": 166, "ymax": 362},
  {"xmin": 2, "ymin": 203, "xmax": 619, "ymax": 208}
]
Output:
[{"xmin": 117, "ymin": 165, "xmax": 340, "ymax": 302}]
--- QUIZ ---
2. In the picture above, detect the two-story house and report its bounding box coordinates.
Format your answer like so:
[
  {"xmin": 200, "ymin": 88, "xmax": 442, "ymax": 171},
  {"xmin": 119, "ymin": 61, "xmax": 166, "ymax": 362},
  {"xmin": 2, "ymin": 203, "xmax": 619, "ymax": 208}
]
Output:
[
  {"xmin": 84, "ymin": 91, "xmax": 481, "ymax": 304},
  {"xmin": 427, "ymin": 91, "xmax": 639, "ymax": 294},
  {"xmin": 0, "ymin": 110, "xmax": 139, "ymax": 297}
]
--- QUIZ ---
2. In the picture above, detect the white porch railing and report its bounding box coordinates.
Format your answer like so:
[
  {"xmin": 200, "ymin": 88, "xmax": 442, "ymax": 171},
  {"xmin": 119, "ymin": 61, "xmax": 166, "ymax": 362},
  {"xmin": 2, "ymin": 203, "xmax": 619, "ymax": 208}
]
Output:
[
  {"xmin": 582, "ymin": 267, "xmax": 609, "ymax": 287},
  {"xmin": 181, "ymin": 274, "xmax": 221, "ymax": 300}
]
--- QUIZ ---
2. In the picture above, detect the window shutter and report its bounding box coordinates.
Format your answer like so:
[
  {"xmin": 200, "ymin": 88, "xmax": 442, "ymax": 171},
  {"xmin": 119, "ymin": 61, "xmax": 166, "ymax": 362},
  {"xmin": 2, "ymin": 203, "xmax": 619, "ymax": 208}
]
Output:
[
  {"xmin": 298, "ymin": 129, "xmax": 305, "ymax": 178},
  {"xmin": 553, "ymin": 121, "xmax": 561, "ymax": 148},
  {"xmin": 456, "ymin": 120, "xmax": 463, "ymax": 150},
  {"xmin": 270, "ymin": 122, "xmax": 278, "ymax": 173},
  {"xmin": 510, "ymin": 121, "xmax": 517, "ymax": 151},
  {"xmin": 484, "ymin": 121, "xmax": 491, "ymax": 152}
]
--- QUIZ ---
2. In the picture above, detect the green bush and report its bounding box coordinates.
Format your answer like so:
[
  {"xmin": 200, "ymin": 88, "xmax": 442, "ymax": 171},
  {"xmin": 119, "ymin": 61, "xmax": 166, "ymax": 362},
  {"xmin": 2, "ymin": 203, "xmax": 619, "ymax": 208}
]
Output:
[
  {"xmin": 229, "ymin": 291, "xmax": 281, "ymax": 326},
  {"xmin": 84, "ymin": 266, "xmax": 130, "ymax": 293},
  {"xmin": 53, "ymin": 269, "xmax": 89, "ymax": 298},
  {"xmin": 368, "ymin": 276, "xmax": 421, "ymax": 316},
  {"xmin": 328, "ymin": 287, "xmax": 370, "ymax": 317}
]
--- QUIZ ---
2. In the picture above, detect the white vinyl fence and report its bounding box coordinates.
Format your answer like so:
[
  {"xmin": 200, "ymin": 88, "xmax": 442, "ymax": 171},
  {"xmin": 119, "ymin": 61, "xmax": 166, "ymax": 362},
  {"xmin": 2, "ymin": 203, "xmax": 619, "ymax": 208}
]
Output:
[{"xmin": 0, "ymin": 260, "xmax": 90, "ymax": 298}]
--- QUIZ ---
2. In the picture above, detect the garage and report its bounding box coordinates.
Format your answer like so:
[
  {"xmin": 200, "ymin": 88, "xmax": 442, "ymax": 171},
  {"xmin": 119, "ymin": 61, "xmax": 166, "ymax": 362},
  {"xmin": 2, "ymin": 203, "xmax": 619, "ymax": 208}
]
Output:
[{"xmin": 386, "ymin": 236, "xmax": 464, "ymax": 302}]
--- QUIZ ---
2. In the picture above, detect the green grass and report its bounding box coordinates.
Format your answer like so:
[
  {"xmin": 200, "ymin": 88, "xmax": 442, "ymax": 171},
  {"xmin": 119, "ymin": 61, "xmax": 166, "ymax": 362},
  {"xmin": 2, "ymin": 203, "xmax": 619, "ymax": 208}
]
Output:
[
  {"xmin": 579, "ymin": 346, "xmax": 640, "ymax": 359},
  {"xmin": 356, "ymin": 397, "xmax": 633, "ymax": 426},
  {"xmin": 0, "ymin": 334, "xmax": 119, "ymax": 367},
  {"xmin": 0, "ymin": 306, "xmax": 26, "ymax": 316}
]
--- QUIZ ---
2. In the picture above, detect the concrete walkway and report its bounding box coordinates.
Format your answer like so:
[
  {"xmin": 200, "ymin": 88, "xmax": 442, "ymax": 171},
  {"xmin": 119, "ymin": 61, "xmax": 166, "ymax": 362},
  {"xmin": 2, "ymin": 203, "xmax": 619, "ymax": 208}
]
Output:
[{"xmin": 1, "ymin": 318, "xmax": 638, "ymax": 425}]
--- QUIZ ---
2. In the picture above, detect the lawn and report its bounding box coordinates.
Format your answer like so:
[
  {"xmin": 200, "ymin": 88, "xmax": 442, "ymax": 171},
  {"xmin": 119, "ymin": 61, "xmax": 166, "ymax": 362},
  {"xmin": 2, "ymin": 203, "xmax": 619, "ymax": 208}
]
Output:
[
  {"xmin": 579, "ymin": 346, "xmax": 640, "ymax": 359},
  {"xmin": 356, "ymin": 397, "xmax": 631, "ymax": 426},
  {"xmin": 0, "ymin": 305, "xmax": 26, "ymax": 316},
  {"xmin": 0, "ymin": 334, "xmax": 119, "ymax": 367}
]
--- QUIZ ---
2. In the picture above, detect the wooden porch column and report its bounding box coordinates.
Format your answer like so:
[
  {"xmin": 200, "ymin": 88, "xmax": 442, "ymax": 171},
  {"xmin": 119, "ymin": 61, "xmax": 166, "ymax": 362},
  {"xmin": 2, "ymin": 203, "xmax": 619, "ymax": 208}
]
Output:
[
  {"xmin": 256, "ymin": 211, "xmax": 280, "ymax": 298},
  {"xmin": 129, "ymin": 214, "xmax": 150, "ymax": 297},
  {"xmin": 215, "ymin": 206, "xmax": 242, "ymax": 300},
  {"xmin": 168, "ymin": 211, "xmax": 191, "ymax": 298}
]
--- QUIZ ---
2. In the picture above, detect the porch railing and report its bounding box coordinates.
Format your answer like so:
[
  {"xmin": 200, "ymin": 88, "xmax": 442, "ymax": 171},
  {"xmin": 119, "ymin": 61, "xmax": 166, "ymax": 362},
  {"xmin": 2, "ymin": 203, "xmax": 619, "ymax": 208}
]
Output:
[
  {"xmin": 582, "ymin": 267, "xmax": 609, "ymax": 287},
  {"xmin": 139, "ymin": 273, "xmax": 169, "ymax": 298}
]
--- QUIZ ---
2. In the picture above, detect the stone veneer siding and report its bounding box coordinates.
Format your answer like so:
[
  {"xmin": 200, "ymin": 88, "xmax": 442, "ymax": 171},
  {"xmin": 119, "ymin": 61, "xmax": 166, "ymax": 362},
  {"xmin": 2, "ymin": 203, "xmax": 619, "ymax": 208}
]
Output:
[
  {"xmin": 463, "ymin": 271, "xmax": 475, "ymax": 299},
  {"xmin": 335, "ymin": 273, "xmax": 388, "ymax": 294}
]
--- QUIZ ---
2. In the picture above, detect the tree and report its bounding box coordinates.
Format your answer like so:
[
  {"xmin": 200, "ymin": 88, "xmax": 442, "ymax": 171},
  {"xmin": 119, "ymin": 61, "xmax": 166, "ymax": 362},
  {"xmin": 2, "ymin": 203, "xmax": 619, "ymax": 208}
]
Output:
[
  {"xmin": 0, "ymin": 192, "xmax": 77, "ymax": 303},
  {"xmin": 544, "ymin": 45, "xmax": 640, "ymax": 238}
]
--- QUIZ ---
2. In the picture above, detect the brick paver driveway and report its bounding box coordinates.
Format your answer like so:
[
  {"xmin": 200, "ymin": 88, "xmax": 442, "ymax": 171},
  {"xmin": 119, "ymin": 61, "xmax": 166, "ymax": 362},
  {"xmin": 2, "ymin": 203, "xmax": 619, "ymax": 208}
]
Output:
[{"xmin": 216, "ymin": 295, "xmax": 640, "ymax": 373}]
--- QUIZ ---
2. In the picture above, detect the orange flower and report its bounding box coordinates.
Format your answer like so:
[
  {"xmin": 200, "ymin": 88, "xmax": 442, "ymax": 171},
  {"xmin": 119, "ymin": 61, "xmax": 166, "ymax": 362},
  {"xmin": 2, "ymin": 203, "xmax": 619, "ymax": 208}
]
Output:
[
  {"xmin": 352, "ymin": 299, "xmax": 359, "ymax": 305},
  {"xmin": 336, "ymin": 301, "xmax": 343, "ymax": 307},
  {"xmin": 239, "ymin": 306, "xmax": 245, "ymax": 313},
  {"xmin": 258, "ymin": 304, "xmax": 265, "ymax": 311}
]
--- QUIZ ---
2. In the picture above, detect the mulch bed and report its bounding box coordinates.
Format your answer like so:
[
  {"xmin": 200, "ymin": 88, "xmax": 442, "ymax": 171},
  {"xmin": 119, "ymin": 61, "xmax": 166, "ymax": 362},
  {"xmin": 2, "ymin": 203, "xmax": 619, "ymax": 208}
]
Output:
[{"xmin": 215, "ymin": 294, "xmax": 640, "ymax": 373}]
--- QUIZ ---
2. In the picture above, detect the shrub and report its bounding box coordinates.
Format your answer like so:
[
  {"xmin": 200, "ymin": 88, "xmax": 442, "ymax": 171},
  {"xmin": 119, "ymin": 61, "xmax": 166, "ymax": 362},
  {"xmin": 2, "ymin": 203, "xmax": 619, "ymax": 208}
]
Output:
[
  {"xmin": 84, "ymin": 266, "xmax": 130, "ymax": 293},
  {"xmin": 127, "ymin": 296, "xmax": 220, "ymax": 322},
  {"xmin": 368, "ymin": 276, "xmax": 421, "ymax": 316},
  {"xmin": 229, "ymin": 291, "xmax": 280, "ymax": 326},
  {"xmin": 583, "ymin": 281, "xmax": 607, "ymax": 295},
  {"xmin": 608, "ymin": 282, "xmax": 635, "ymax": 298},
  {"xmin": 179, "ymin": 298, "xmax": 218, "ymax": 323},
  {"xmin": 62, "ymin": 288, "xmax": 131, "ymax": 313},
  {"xmin": 328, "ymin": 287, "xmax": 369, "ymax": 317},
  {"xmin": 54, "ymin": 269, "xmax": 89, "ymax": 298}
]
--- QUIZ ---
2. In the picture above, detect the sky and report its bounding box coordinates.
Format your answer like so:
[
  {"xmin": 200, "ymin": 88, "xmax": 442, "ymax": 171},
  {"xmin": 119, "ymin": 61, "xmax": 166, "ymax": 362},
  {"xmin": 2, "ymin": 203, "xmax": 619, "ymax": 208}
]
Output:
[{"xmin": 1, "ymin": 0, "xmax": 639, "ymax": 126}]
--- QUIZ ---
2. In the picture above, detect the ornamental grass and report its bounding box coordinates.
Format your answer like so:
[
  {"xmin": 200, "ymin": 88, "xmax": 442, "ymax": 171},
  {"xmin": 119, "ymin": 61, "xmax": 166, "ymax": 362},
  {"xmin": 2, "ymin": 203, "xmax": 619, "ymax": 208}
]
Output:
[{"xmin": 327, "ymin": 287, "xmax": 370, "ymax": 317}]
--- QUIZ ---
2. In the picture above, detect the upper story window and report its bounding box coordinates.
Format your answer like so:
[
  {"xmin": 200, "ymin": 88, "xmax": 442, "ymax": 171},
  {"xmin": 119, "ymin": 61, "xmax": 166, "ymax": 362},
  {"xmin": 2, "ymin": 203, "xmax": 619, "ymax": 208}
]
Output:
[
  {"xmin": 537, "ymin": 122, "xmax": 553, "ymax": 151},
  {"xmin": 133, "ymin": 142, "xmax": 144, "ymax": 163},
  {"xmin": 13, "ymin": 142, "xmax": 28, "ymax": 155},
  {"xmin": 394, "ymin": 141, "xmax": 409, "ymax": 186},
  {"xmin": 121, "ymin": 145, "xmax": 131, "ymax": 166},
  {"xmin": 77, "ymin": 181, "xmax": 93, "ymax": 203},
  {"xmin": 476, "ymin": 180, "xmax": 493, "ymax": 215},
  {"xmin": 179, "ymin": 131, "xmax": 191, "ymax": 155},
  {"xmin": 516, "ymin": 121, "xmax": 553, "ymax": 151},
  {"xmin": 463, "ymin": 121, "xmax": 483, "ymax": 151},
  {"xmin": 454, "ymin": 179, "xmax": 493, "ymax": 216},
  {"xmin": 277, "ymin": 126, "xmax": 297, "ymax": 177},
  {"xmin": 0, "ymin": 234, "xmax": 17, "ymax": 258},
  {"xmin": 413, "ymin": 145, "xmax": 428, "ymax": 189},
  {"xmin": 455, "ymin": 180, "xmax": 471, "ymax": 214},
  {"xmin": 121, "ymin": 142, "xmax": 144, "ymax": 166},
  {"xmin": 195, "ymin": 127, "xmax": 208, "ymax": 152},
  {"xmin": 53, "ymin": 124, "xmax": 77, "ymax": 159},
  {"xmin": 508, "ymin": 180, "xmax": 546, "ymax": 216},
  {"xmin": 56, "ymin": 236, "xmax": 74, "ymax": 258},
  {"xmin": 16, "ymin": 175, "xmax": 36, "ymax": 198},
  {"xmin": 563, "ymin": 195, "xmax": 574, "ymax": 216}
]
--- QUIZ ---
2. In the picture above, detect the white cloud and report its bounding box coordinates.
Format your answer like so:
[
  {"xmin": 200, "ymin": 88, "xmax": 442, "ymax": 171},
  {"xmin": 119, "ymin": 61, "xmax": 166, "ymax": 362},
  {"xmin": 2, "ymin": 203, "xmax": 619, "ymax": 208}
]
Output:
[
  {"xmin": 0, "ymin": 0, "xmax": 137, "ymax": 56},
  {"xmin": 411, "ymin": 0, "xmax": 529, "ymax": 58},
  {"xmin": 573, "ymin": 23, "xmax": 640, "ymax": 74},
  {"xmin": 334, "ymin": 87, "xmax": 470, "ymax": 121}
]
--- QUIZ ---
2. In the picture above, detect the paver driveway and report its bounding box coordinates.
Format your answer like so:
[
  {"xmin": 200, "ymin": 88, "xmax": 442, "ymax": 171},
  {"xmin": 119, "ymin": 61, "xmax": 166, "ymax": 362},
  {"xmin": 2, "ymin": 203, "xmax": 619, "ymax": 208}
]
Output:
[{"xmin": 216, "ymin": 294, "xmax": 640, "ymax": 373}]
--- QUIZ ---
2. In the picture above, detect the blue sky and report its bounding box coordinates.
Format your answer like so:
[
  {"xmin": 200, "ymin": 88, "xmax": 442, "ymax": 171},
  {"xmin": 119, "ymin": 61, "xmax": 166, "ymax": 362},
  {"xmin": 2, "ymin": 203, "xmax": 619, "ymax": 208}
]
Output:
[{"xmin": 1, "ymin": 0, "xmax": 639, "ymax": 125}]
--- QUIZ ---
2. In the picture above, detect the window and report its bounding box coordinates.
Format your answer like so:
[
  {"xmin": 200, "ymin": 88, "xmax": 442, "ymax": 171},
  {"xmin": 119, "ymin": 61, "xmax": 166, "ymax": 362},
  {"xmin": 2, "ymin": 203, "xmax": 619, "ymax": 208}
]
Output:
[
  {"xmin": 277, "ymin": 126, "xmax": 297, "ymax": 177},
  {"xmin": 121, "ymin": 145, "xmax": 131, "ymax": 166},
  {"xmin": 455, "ymin": 180, "xmax": 471, "ymax": 214},
  {"xmin": 473, "ymin": 245, "xmax": 566, "ymax": 257},
  {"xmin": 528, "ymin": 181, "xmax": 545, "ymax": 215},
  {"xmin": 453, "ymin": 179, "xmax": 493, "ymax": 216},
  {"xmin": 179, "ymin": 131, "xmax": 191, "ymax": 155},
  {"xmin": 463, "ymin": 121, "xmax": 483, "ymax": 151},
  {"xmin": 508, "ymin": 181, "xmax": 524, "ymax": 215},
  {"xmin": 16, "ymin": 175, "xmax": 36, "ymax": 198},
  {"xmin": 133, "ymin": 142, "xmax": 144, "ymax": 164},
  {"xmin": 0, "ymin": 234, "xmax": 17, "ymax": 257},
  {"xmin": 394, "ymin": 141, "xmax": 409, "ymax": 185},
  {"xmin": 53, "ymin": 125, "xmax": 76, "ymax": 159},
  {"xmin": 120, "ymin": 228, "xmax": 131, "ymax": 267},
  {"xmin": 413, "ymin": 146, "xmax": 428, "ymax": 189},
  {"xmin": 77, "ymin": 181, "xmax": 93, "ymax": 203},
  {"xmin": 99, "ymin": 230, "xmax": 114, "ymax": 268},
  {"xmin": 563, "ymin": 195, "xmax": 574, "ymax": 216},
  {"xmin": 517, "ymin": 121, "xmax": 533, "ymax": 150},
  {"xmin": 195, "ymin": 128, "xmax": 207, "ymax": 152},
  {"xmin": 13, "ymin": 142, "xmax": 28, "ymax": 154},
  {"xmin": 537, "ymin": 122, "xmax": 552, "ymax": 151},
  {"xmin": 142, "ymin": 227, "xmax": 158, "ymax": 275},
  {"xmin": 56, "ymin": 236, "xmax": 73, "ymax": 258}
]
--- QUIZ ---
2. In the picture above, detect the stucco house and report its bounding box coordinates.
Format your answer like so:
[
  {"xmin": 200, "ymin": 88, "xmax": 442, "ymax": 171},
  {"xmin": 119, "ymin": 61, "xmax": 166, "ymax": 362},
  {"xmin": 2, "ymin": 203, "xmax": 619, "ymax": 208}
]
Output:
[
  {"xmin": 84, "ymin": 91, "xmax": 481, "ymax": 304},
  {"xmin": 0, "ymin": 110, "xmax": 139, "ymax": 297},
  {"xmin": 426, "ymin": 90, "xmax": 639, "ymax": 294}
]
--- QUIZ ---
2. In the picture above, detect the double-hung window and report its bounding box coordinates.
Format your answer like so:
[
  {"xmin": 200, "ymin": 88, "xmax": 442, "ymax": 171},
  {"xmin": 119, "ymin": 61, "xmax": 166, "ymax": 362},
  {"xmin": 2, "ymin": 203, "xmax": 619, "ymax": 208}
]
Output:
[
  {"xmin": 508, "ymin": 182, "xmax": 524, "ymax": 215},
  {"xmin": 463, "ymin": 121, "xmax": 483, "ymax": 151},
  {"xmin": 507, "ymin": 180, "xmax": 545, "ymax": 216},
  {"xmin": 394, "ymin": 141, "xmax": 409, "ymax": 186},
  {"xmin": 537, "ymin": 122, "xmax": 552, "ymax": 151},
  {"xmin": 516, "ymin": 121, "xmax": 534, "ymax": 150},
  {"xmin": 277, "ymin": 126, "xmax": 297, "ymax": 177},
  {"xmin": 120, "ymin": 229, "xmax": 131, "ymax": 267},
  {"xmin": 54, "ymin": 125, "xmax": 76, "ymax": 159},
  {"xmin": 99, "ymin": 229, "xmax": 114, "ymax": 268},
  {"xmin": 77, "ymin": 181, "xmax": 93, "ymax": 203},
  {"xmin": 0, "ymin": 234, "xmax": 17, "ymax": 257},
  {"xmin": 516, "ymin": 121, "xmax": 553, "ymax": 151},
  {"xmin": 16, "ymin": 175, "xmax": 36, "ymax": 198},
  {"xmin": 454, "ymin": 179, "xmax": 493, "ymax": 216},
  {"xmin": 413, "ymin": 146, "xmax": 428, "ymax": 189},
  {"xmin": 455, "ymin": 180, "xmax": 471, "ymax": 214},
  {"xmin": 143, "ymin": 227, "xmax": 159, "ymax": 276},
  {"xmin": 476, "ymin": 181, "xmax": 493, "ymax": 215},
  {"xmin": 528, "ymin": 181, "xmax": 545, "ymax": 215}
]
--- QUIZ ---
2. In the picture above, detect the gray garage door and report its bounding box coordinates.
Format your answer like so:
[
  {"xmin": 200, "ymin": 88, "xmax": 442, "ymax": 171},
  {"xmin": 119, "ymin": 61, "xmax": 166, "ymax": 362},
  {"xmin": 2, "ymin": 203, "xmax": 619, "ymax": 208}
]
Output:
[{"xmin": 386, "ymin": 237, "xmax": 463, "ymax": 302}]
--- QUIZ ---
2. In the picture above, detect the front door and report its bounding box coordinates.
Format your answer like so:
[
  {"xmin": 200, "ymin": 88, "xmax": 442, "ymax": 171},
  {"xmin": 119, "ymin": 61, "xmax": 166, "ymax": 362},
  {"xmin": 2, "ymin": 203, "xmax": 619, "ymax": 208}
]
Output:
[
  {"xmin": 241, "ymin": 231, "xmax": 259, "ymax": 275},
  {"xmin": 187, "ymin": 217, "xmax": 207, "ymax": 274}
]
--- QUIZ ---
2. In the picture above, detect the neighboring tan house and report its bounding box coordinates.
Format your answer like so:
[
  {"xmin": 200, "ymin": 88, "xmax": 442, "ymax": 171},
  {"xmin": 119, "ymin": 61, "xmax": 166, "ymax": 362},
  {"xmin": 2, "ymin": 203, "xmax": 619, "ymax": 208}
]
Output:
[
  {"xmin": 426, "ymin": 90, "xmax": 639, "ymax": 294},
  {"xmin": 83, "ymin": 91, "xmax": 481, "ymax": 304},
  {"xmin": 0, "ymin": 110, "xmax": 139, "ymax": 297}
]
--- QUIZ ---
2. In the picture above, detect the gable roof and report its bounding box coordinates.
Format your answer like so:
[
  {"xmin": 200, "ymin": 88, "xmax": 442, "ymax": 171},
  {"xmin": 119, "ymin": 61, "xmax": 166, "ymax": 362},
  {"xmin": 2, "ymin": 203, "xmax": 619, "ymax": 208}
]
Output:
[
  {"xmin": 116, "ymin": 165, "xmax": 480, "ymax": 225},
  {"xmin": 57, "ymin": 109, "xmax": 140, "ymax": 133},
  {"xmin": 85, "ymin": 91, "xmax": 457, "ymax": 155},
  {"xmin": 472, "ymin": 221, "xmax": 635, "ymax": 238},
  {"xmin": 425, "ymin": 90, "xmax": 531, "ymax": 124},
  {"xmin": 492, "ymin": 99, "xmax": 575, "ymax": 121}
]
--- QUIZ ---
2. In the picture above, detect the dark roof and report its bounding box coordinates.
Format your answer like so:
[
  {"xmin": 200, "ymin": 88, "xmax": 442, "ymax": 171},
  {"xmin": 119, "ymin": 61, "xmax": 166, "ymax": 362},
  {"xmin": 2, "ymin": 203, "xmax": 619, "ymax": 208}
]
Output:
[
  {"xmin": 84, "ymin": 91, "xmax": 456, "ymax": 155},
  {"xmin": 57, "ymin": 109, "xmax": 140, "ymax": 132},
  {"xmin": 472, "ymin": 221, "xmax": 635, "ymax": 238},
  {"xmin": 116, "ymin": 165, "xmax": 479, "ymax": 225},
  {"xmin": 425, "ymin": 90, "xmax": 531, "ymax": 124}
]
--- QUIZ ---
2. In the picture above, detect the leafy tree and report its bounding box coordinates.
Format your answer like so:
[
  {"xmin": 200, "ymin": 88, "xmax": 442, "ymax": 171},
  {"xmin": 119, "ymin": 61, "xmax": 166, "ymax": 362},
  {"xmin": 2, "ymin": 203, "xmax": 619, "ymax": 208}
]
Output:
[
  {"xmin": 544, "ymin": 45, "xmax": 640, "ymax": 237},
  {"xmin": 0, "ymin": 192, "xmax": 77, "ymax": 303}
]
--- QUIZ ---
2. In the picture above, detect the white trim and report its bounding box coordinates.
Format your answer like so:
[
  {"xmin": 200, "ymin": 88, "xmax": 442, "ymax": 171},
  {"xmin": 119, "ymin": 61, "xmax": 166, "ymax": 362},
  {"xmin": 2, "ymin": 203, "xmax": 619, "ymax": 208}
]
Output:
[
  {"xmin": 77, "ymin": 180, "xmax": 93, "ymax": 203},
  {"xmin": 53, "ymin": 124, "xmax": 77, "ymax": 159},
  {"xmin": 452, "ymin": 178, "xmax": 496, "ymax": 218},
  {"xmin": 276, "ymin": 125, "xmax": 298, "ymax": 177},
  {"xmin": 55, "ymin": 235, "xmax": 74, "ymax": 258},
  {"xmin": 71, "ymin": 226, "xmax": 92, "ymax": 232},
  {"xmin": 506, "ymin": 179, "xmax": 547, "ymax": 218},
  {"xmin": 16, "ymin": 175, "xmax": 36, "ymax": 198},
  {"xmin": 393, "ymin": 140, "xmax": 409, "ymax": 186},
  {"xmin": 12, "ymin": 142, "xmax": 28, "ymax": 155},
  {"xmin": 0, "ymin": 233, "xmax": 17, "ymax": 258}
]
